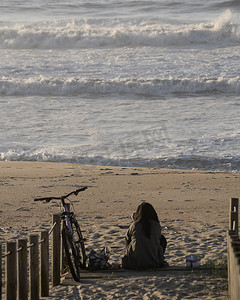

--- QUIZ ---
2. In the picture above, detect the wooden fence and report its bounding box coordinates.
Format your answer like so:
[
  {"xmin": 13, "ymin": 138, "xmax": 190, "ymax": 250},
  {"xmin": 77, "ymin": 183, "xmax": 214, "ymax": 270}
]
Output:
[
  {"xmin": 228, "ymin": 197, "xmax": 240, "ymax": 300},
  {"xmin": 4, "ymin": 197, "xmax": 240, "ymax": 300},
  {"xmin": 0, "ymin": 213, "xmax": 63, "ymax": 300}
]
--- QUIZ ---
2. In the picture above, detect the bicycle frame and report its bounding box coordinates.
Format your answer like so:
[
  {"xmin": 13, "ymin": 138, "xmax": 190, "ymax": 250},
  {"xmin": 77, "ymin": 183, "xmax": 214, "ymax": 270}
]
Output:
[
  {"xmin": 34, "ymin": 187, "xmax": 87, "ymax": 281},
  {"xmin": 62, "ymin": 198, "xmax": 74, "ymax": 235},
  {"xmin": 34, "ymin": 187, "xmax": 87, "ymax": 240}
]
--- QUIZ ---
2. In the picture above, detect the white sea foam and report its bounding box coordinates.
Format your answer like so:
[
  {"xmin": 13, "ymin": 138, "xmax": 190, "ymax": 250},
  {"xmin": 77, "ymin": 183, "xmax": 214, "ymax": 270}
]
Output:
[
  {"xmin": 0, "ymin": 11, "xmax": 239, "ymax": 49},
  {"xmin": 0, "ymin": 76, "xmax": 239, "ymax": 97},
  {"xmin": 1, "ymin": 147, "xmax": 240, "ymax": 172}
]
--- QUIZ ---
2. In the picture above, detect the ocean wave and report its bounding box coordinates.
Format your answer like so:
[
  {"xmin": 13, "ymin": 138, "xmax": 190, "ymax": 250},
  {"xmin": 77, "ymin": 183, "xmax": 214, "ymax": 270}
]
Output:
[
  {"xmin": 1, "ymin": 148, "xmax": 239, "ymax": 172},
  {"xmin": 211, "ymin": 0, "xmax": 240, "ymax": 9},
  {"xmin": 0, "ymin": 76, "xmax": 239, "ymax": 96},
  {"xmin": 0, "ymin": 10, "xmax": 239, "ymax": 49}
]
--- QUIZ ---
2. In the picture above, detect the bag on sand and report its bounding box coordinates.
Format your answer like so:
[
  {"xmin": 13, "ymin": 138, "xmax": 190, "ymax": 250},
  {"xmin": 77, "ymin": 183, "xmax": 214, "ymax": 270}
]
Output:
[{"xmin": 87, "ymin": 247, "xmax": 111, "ymax": 270}]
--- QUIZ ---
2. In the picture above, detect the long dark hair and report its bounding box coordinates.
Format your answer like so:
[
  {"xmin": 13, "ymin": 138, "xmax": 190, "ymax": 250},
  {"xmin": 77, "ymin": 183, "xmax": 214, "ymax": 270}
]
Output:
[{"xmin": 134, "ymin": 202, "xmax": 159, "ymax": 238}]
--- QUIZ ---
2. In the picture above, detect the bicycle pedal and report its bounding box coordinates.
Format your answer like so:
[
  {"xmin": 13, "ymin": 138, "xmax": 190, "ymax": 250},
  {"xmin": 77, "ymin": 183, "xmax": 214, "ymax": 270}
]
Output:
[{"xmin": 76, "ymin": 238, "xmax": 86, "ymax": 243}]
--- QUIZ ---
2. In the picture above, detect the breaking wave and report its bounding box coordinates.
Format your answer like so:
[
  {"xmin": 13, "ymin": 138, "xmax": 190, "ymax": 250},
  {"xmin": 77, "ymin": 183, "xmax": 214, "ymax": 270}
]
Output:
[
  {"xmin": 1, "ymin": 76, "xmax": 240, "ymax": 96},
  {"xmin": 1, "ymin": 148, "xmax": 240, "ymax": 172},
  {"xmin": 1, "ymin": 10, "xmax": 239, "ymax": 49}
]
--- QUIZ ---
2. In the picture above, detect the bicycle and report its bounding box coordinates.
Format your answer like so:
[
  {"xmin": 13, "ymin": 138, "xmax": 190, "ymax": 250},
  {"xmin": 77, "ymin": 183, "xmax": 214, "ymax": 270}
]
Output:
[{"xmin": 34, "ymin": 186, "xmax": 88, "ymax": 282}]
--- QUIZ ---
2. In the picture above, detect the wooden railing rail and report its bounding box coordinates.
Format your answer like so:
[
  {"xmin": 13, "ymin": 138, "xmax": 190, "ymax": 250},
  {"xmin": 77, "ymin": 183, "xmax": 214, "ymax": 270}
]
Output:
[
  {"xmin": 0, "ymin": 213, "xmax": 62, "ymax": 300},
  {"xmin": 228, "ymin": 197, "xmax": 240, "ymax": 300}
]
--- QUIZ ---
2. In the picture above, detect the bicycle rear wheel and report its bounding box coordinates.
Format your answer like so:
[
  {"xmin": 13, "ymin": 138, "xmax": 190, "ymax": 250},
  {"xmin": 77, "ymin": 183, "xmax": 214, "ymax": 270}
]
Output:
[
  {"xmin": 71, "ymin": 216, "xmax": 87, "ymax": 268},
  {"xmin": 62, "ymin": 215, "xmax": 86, "ymax": 282}
]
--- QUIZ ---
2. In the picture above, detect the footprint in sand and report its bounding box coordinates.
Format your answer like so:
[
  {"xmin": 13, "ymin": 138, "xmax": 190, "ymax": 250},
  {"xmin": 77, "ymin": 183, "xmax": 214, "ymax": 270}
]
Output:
[
  {"xmin": 40, "ymin": 185, "xmax": 54, "ymax": 188},
  {"xmin": 107, "ymin": 229, "xmax": 119, "ymax": 234},
  {"xmin": 94, "ymin": 216, "xmax": 104, "ymax": 219},
  {"xmin": 92, "ymin": 233, "xmax": 102, "ymax": 239},
  {"xmin": 16, "ymin": 207, "xmax": 31, "ymax": 212},
  {"xmin": 99, "ymin": 225, "xmax": 109, "ymax": 230}
]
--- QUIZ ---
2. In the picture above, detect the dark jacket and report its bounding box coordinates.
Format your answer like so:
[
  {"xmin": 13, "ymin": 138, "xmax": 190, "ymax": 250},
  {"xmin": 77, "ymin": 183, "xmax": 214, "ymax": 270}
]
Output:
[{"xmin": 122, "ymin": 220, "xmax": 165, "ymax": 269}]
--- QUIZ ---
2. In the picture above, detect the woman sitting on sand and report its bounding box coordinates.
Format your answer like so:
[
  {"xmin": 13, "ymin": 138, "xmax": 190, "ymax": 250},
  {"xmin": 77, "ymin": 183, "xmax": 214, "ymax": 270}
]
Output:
[{"xmin": 122, "ymin": 202, "xmax": 167, "ymax": 270}]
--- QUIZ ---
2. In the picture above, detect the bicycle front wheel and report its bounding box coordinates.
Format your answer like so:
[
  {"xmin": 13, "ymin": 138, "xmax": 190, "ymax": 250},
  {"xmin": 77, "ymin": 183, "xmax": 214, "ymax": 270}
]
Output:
[{"xmin": 62, "ymin": 216, "xmax": 86, "ymax": 282}]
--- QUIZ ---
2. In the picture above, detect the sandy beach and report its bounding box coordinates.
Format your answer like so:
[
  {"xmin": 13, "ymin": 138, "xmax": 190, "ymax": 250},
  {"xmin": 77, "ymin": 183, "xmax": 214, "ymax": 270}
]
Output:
[{"xmin": 1, "ymin": 161, "xmax": 239, "ymax": 299}]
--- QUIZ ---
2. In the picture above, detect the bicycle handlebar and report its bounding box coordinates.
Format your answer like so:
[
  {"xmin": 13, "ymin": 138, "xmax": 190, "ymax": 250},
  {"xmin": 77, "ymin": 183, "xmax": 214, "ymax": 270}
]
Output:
[{"xmin": 34, "ymin": 186, "xmax": 87, "ymax": 202}]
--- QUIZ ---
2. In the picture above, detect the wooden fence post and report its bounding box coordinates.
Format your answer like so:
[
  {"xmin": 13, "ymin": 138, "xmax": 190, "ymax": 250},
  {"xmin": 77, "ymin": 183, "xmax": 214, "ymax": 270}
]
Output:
[
  {"xmin": 228, "ymin": 232, "xmax": 232, "ymax": 298},
  {"xmin": 18, "ymin": 238, "xmax": 28, "ymax": 300},
  {"xmin": 0, "ymin": 243, "xmax": 2, "ymax": 300},
  {"xmin": 232, "ymin": 250, "xmax": 240, "ymax": 300},
  {"xmin": 228, "ymin": 198, "xmax": 240, "ymax": 299},
  {"xmin": 52, "ymin": 214, "xmax": 61, "ymax": 287},
  {"xmin": 30, "ymin": 234, "xmax": 39, "ymax": 300},
  {"xmin": 231, "ymin": 198, "xmax": 239, "ymax": 212},
  {"xmin": 230, "ymin": 198, "xmax": 239, "ymax": 235},
  {"xmin": 41, "ymin": 230, "xmax": 49, "ymax": 297},
  {"xmin": 6, "ymin": 240, "xmax": 17, "ymax": 300},
  {"xmin": 61, "ymin": 237, "xmax": 68, "ymax": 274}
]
